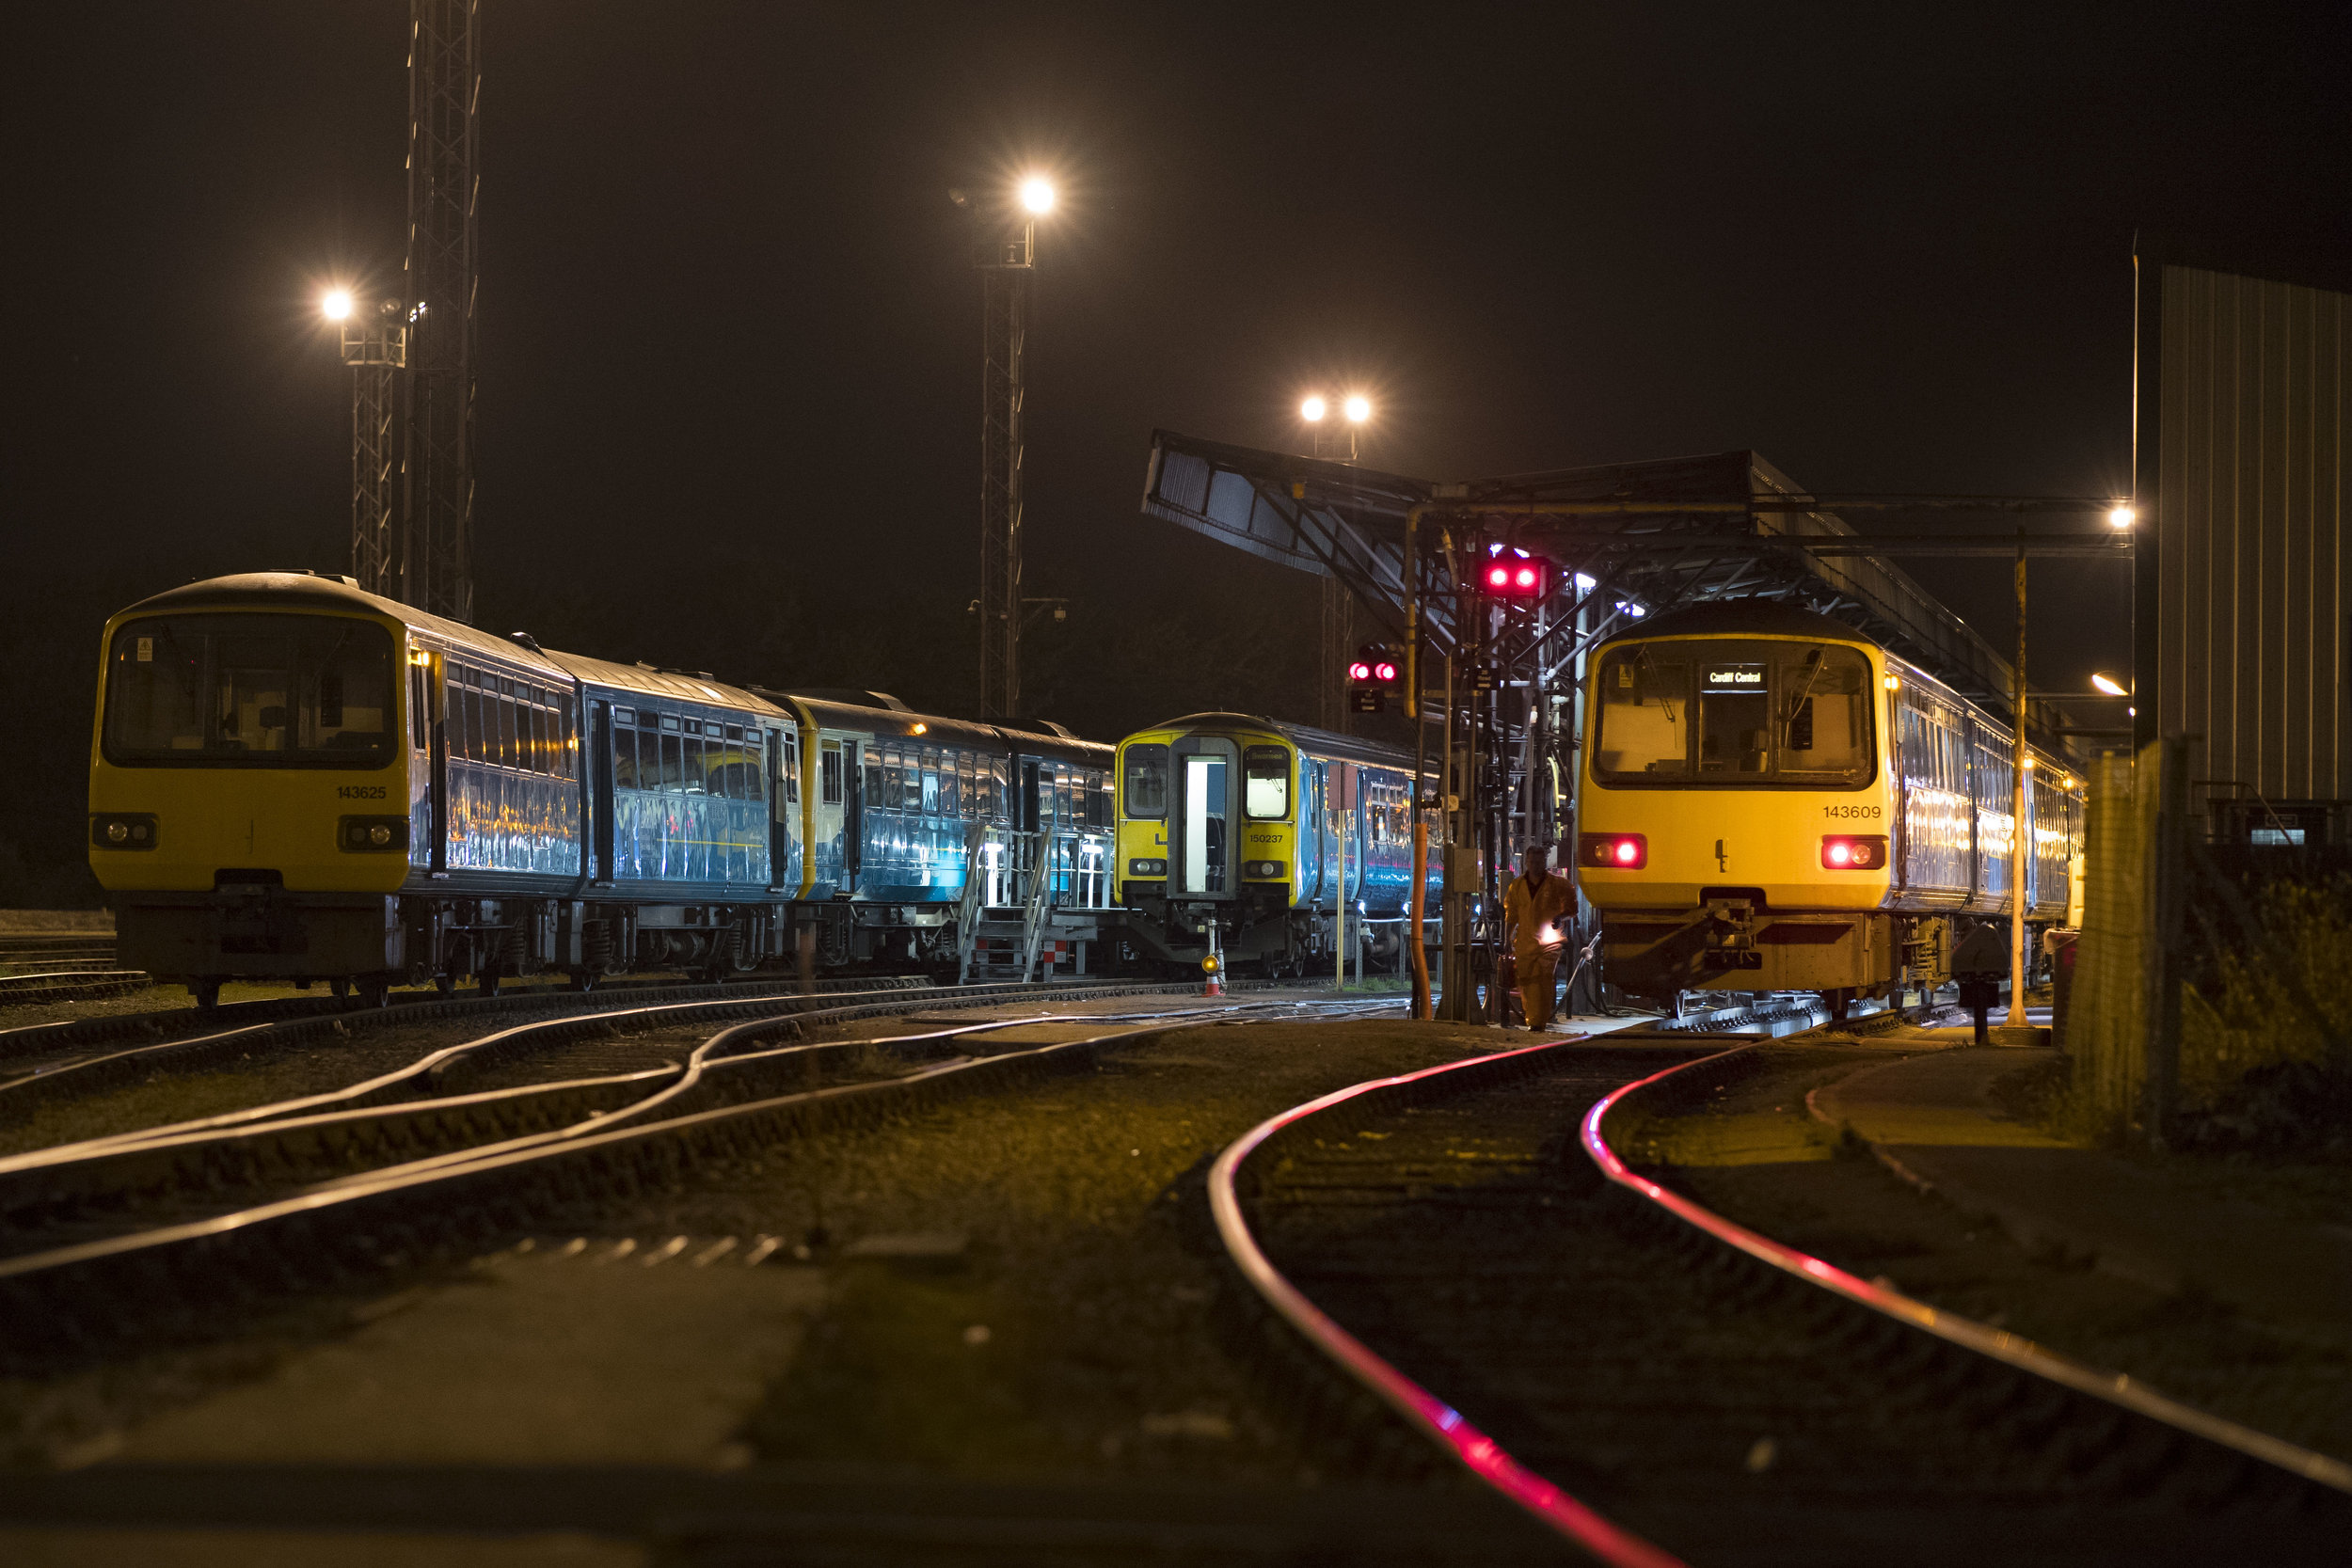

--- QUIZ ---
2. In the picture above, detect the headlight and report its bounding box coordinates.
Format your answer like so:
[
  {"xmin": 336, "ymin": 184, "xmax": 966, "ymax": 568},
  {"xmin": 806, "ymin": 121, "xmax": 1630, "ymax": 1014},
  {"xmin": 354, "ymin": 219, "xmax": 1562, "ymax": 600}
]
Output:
[
  {"xmin": 1127, "ymin": 858, "xmax": 1168, "ymax": 877},
  {"xmin": 90, "ymin": 813, "xmax": 158, "ymax": 850},
  {"xmin": 340, "ymin": 816, "xmax": 411, "ymax": 853},
  {"xmin": 1820, "ymin": 834, "xmax": 1888, "ymax": 870},
  {"xmin": 1245, "ymin": 860, "xmax": 1286, "ymax": 879}
]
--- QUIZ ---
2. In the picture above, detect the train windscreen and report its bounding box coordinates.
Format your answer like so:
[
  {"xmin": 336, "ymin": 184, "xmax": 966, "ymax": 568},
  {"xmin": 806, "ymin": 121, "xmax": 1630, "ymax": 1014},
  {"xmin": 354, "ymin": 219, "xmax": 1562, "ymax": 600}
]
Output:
[
  {"xmin": 1594, "ymin": 639, "xmax": 1874, "ymax": 787},
  {"xmin": 103, "ymin": 613, "xmax": 396, "ymax": 768}
]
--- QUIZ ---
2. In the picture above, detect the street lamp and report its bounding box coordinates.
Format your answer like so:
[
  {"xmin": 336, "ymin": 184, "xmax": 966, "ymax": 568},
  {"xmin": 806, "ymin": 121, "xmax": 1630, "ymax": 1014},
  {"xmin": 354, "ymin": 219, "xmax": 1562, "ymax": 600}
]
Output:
[
  {"xmin": 1020, "ymin": 176, "xmax": 1056, "ymax": 215},
  {"xmin": 2090, "ymin": 672, "xmax": 2129, "ymax": 696},
  {"xmin": 322, "ymin": 288, "xmax": 355, "ymax": 322},
  {"xmin": 1343, "ymin": 394, "xmax": 1371, "ymax": 424},
  {"xmin": 2108, "ymin": 502, "xmax": 2136, "ymax": 528},
  {"xmin": 1300, "ymin": 395, "xmax": 1327, "ymax": 423}
]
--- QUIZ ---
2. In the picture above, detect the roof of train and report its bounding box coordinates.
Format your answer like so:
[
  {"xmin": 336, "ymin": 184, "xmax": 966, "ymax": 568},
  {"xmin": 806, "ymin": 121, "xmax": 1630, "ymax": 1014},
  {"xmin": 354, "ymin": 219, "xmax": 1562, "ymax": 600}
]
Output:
[
  {"xmin": 1595, "ymin": 600, "xmax": 1866, "ymax": 644},
  {"xmin": 1138, "ymin": 712, "xmax": 1414, "ymax": 769},
  {"xmin": 117, "ymin": 572, "xmax": 577, "ymax": 682}
]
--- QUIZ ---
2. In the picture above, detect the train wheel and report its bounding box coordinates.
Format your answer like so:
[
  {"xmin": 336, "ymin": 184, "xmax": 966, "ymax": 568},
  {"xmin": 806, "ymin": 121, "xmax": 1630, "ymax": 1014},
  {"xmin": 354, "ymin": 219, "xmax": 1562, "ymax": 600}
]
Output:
[
  {"xmin": 434, "ymin": 974, "xmax": 455, "ymax": 998},
  {"xmin": 359, "ymin": 977, "xmax": 391, "ymax": 1008},
  {"xmin": 478, "ymin": 971, "xmax": 501, "ymax": 999},
  {"xmin": 568, "ymin": 969, "xmax": 597, "ymax": 993},
  {"xmin": 1821, "ymin": 988, "xmax": 1852, "ymax": 1022},
  {"xmin": 330, "ymin": 978, "xmax": 351, "ymax": 1001}
]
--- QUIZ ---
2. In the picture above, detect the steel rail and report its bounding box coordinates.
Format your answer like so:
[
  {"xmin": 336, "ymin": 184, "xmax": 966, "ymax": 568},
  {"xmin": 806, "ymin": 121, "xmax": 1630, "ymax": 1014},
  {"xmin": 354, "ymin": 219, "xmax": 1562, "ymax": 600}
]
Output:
[
  {"xmin": 1581, "ymin": 1050, "xmax": 2352, "ymax": 1496},
  {"xmin": 0, "ymin": 990, "xmax": 1330, "ymax": 1248},
  {"xmin": 0, "ymin": 974, "xmax": 1124, "ymax": 1127},
  {"xmin": 1208, "ymin": 1037, "xmax": 1686, "ymax": 1568},
  {"xmin": 0, "ymin": 995, "xmax": 1404, "ymax": 1357}
]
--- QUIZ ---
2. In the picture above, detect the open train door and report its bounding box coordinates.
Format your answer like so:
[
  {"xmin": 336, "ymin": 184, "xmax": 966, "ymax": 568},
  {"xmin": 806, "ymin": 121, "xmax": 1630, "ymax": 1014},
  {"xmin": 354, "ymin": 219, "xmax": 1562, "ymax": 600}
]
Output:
[{"xmin": 1168, "ymin": 736, "xmax": 1238, "ymax": 901}]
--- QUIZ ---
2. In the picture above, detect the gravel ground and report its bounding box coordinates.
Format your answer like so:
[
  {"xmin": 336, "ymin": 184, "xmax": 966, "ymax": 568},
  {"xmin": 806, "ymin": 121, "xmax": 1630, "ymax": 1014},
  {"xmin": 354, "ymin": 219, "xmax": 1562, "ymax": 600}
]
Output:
[
  {"xmin": 1645, "ymin": 1040, "xmax": 2352, "ymax": 1464},
  {"xmin": 604, "ymin": 1015, "xmax": 1504, "ymax": 1488},
  {"xmin": 0, "ymin": 1014, "xmax": 1567, "ymax": 1563}
]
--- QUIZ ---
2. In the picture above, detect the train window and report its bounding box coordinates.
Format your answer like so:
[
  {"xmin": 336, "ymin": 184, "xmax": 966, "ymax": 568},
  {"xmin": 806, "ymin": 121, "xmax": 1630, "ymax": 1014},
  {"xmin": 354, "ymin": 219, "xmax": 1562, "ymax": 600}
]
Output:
[
  {"xmin": 459, "ymin": 687, "xmax": 482, "ymax": 763},
  {"xmin": 103, "ymin": 614, "xmax": 398, "ymax": 768},
  {"xmin": 874, "ymin": 750, "xmax": 896, "ymax": 812},
  {"xmin": 612, "ymin": 707, "xmax": 634, "ymax": 725},
  {"xmin": 1055, "ymin": 764, "xmax": 1072, "ymax": 825},
  {"xmin": 1776, "ymin": 647, "xmax": 1870, "ymax": 782},
  {"xmin": 613, "ymin": 726, "xmax": 640, "ymax": 789},
  {"xmin": 1595, "ymin": 649, "xmax": 1690, "ymax": 778},
  {"xmin": 492, "ymin": 695, "xmax": 515, "ymax": 769},
  {"xmin": 939, "ymin": 752, "xmax": 960, "ymax": 816},
  {"xmin": 1123, "ymin": 743, "xmax": 1168, "ymax": 818},
  {"xmin": 909, "ymin": 752, "xmax": 930, "ymax": 814},
  {"xmin": 661, "ymin": 715, "xmax": 680, "ymax": 732},
  {"xmin": 1245, "ymin": 746, "xmax": 1290, "ymax": 818},
  {"xmin": 821, "ymin": 741, "xmax": 842, "ymax": 805},
  {"xmin": 660, "ymin": 731, "xmax": 684, "ymax": 792}
]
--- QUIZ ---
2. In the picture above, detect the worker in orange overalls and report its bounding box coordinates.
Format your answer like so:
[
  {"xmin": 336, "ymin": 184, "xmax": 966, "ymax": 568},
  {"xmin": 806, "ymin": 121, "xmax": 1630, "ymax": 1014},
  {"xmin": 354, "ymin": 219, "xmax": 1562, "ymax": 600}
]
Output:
[{"xmin": 1502, "ymin": 841, "xmax": 1578, "ymax": 1031}]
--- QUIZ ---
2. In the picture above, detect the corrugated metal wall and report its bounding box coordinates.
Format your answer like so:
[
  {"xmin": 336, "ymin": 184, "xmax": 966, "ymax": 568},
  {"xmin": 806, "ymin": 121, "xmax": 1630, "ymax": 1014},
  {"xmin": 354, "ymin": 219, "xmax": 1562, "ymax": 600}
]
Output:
[{"xmin": 2137, "ymin": 258, "xmax": 2351, "ymax": 806}]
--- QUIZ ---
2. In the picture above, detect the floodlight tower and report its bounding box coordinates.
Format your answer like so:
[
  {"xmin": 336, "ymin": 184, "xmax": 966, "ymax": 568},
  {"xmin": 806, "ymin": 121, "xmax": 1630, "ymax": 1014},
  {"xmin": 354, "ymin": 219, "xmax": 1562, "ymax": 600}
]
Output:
[
  {"xmin": 399, "ymin": 0, "xmax": 480, "ymax": 624},
  {"xmin": 1300, "ymin": 393, "xmax": 1373, "ymax": 731},
  {"xmin": 329, "ymin": 292, "xmax": 408, "ymax": 593},
  {"xmin": 970, "ymin": 176, "xmax": 1054, "ymax": 721}
]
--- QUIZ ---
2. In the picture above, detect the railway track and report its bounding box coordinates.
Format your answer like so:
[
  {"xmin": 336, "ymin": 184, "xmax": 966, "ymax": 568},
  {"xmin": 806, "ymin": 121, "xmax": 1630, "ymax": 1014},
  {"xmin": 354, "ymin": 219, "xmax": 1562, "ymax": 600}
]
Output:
[
  {"xmin": 0, "ymin": 973, "xmax": 1009, "ymax": 1130},
  {"xmin": 0, "ymin": 990, "xmax": 1399, "ymax": 1368},
  {"xmin": 1214, "ymin": 1035, "xmax": 2350, "ymax": 1566}
]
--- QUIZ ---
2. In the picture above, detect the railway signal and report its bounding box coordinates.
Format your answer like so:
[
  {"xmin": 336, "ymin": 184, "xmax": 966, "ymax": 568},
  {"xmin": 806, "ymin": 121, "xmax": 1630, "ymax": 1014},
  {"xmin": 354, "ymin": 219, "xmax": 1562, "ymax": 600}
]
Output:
[
  {"xmin": 1477, "ymin": 552, "xmax": 1555, "ymax": 601},
  {"xmin": 1349, "ymin": 643, "xmax": 1399, "ymax": 713}
]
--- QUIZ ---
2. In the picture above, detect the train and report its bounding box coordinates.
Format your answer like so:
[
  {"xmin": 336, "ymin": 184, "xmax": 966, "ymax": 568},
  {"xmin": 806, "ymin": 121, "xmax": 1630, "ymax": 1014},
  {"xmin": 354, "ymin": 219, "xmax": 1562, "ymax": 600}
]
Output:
[
  {"xmin": 1572, "ymin": 601, "xmax": 2084, "ymax": 1013},
  {"xmin": 87, "ymin": 571, "xmax": 1115, "ymax": 1005},
  {"xmin": 1113, "ymin": 712, "xmax": 1440, "ymax": 975}
]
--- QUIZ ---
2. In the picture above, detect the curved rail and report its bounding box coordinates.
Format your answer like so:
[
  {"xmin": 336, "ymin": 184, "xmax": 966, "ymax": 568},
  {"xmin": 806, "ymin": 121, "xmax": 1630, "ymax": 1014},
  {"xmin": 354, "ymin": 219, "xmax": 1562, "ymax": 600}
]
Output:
[
  {"xmin": 1207, "ymin": 1038, "xmax": 1686, "ymax": 1568},
  {"xmin": 1581, "ymin": 1050, "xmax": 2352, "ymax": 1496},
  {"xmin": 0, "ymin": 993, "xmax": 1408, "ymax": 1351}
]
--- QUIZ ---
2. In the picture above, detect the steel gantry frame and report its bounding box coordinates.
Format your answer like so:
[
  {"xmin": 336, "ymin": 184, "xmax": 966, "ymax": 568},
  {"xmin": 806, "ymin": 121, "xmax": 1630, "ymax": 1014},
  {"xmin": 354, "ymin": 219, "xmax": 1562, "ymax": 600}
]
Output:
[
  {"xmin": 341, "ymin": 306, "xmax": 407, "ymax": 594},
  {"xmin": 977, "ymin": 219, "xmax": 1036, "ymax": 721},
  {"xmin": 1139, "ymin": 430, "xmax": 2132, "ymax": 1020},
  {"xmin": 395, "ymin": 0, "xmax": 480, "ymax": 625}
]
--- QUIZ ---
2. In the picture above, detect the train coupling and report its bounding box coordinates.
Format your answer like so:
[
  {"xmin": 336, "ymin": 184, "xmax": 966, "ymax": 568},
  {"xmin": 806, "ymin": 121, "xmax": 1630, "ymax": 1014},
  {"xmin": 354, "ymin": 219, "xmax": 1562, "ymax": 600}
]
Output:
[{"xmin": 1699, "ymin": 896, "xmax": 1763, "ymax": 972}]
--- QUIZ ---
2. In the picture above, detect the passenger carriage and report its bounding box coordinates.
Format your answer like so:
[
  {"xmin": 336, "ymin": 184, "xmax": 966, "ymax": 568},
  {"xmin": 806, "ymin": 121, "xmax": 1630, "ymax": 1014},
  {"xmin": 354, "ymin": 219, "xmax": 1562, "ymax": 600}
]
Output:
[
  {"xmin": 1572, "ymin": 603, "xmax": 2083, "ymax": 1009},
  {"xmin": 87, "ymin": 572, "xmax": 1116, "ymax": 1002},
  {"xmin": 1113, "ymin": 712, "xmax": 1440, "ymax": 974}
]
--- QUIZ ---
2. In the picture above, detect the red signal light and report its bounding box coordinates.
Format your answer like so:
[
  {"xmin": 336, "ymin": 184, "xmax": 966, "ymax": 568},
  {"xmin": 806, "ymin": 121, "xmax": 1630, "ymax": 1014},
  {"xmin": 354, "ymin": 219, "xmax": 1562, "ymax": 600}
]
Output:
[
  {"xmin": 1820, "ymin": 834, "xmax": 1887, "ymax": 870},
  {"xmin": 1374, "ymin": 660, "xmax": 1398, "ymax": 682},
  {"xmin": 1577, "ymin": 832, "xmax": 1645, "ymax": 870},
  {"xmin": 1515, "ymin": 566, "xmax": 1537, "ymax": 588},
  {"xmin": 1347, "ymin": 660, "xmax": 1372, "ymax": 682},
  {"xmin": 1478, "ymin": 552, "xmax": 1557, "ymax": 600},
  {"xmin": 1486, "ymin": 564, "xmax": 1509, "ymax": 589}
]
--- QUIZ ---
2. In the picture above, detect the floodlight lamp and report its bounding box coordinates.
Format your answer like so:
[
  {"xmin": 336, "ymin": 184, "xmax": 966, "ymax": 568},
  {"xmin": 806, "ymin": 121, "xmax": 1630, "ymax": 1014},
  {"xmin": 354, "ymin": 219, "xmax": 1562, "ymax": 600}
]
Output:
[
  {"xmin": 321, "ymin": 289, "xmax": 354, "ymax": 322},
  {"xmin": 1019, "ymin": 177, "xmax": 1056, "ymax": 214},
  {"xmin": 1343, "ymin": 395, "xmax": 1371, "ymax": 423},
  {"xmin": 2090, "ymin": 672, "xmax": 2128, "ymax": 696},
  {"xmin": 2108, "ymin": 503, "xmax": 2136, "ymax": 528},
  {"xmin": 1300, "ymin": 396, "xmax": 1327, "ymax": 422}
]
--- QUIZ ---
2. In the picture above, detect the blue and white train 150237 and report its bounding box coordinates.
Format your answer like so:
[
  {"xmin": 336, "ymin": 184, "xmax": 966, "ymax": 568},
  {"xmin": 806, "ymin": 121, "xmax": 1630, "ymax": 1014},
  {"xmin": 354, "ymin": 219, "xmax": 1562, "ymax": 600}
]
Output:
[
  {"xmin": 87, "ymin": 572, "xmax": 1113, "ymax": 1003},
  {"xmin": 1572, "ymin": 602, "xmax": 2084, "ymax": 1012}
]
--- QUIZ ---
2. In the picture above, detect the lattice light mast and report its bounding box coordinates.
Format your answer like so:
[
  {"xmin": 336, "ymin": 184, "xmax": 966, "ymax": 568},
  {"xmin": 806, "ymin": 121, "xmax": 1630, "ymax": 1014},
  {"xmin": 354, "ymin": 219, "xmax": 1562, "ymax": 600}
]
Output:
[
  {"xmin": 329, "ymin": 291, "xmax": 408, "ymax": 593},
  {"xmin": 969, "ymin": 176, "xmax": 1053, "ymax": 721},
  {"xmin": 1300, "ymin": 393, "xmax": 1372, "ymax": 732},
  {"xmin": 399, "ymin": 0, "xmax": 480, "ymax": 624}
]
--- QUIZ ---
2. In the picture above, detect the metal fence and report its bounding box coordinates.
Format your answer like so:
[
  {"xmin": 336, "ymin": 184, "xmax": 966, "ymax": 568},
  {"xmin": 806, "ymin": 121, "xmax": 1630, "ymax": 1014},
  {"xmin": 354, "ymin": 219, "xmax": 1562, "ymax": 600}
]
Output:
[{"xmin": 2067, "ymin": 739, "xmax": 2185, "ymax": 1143}]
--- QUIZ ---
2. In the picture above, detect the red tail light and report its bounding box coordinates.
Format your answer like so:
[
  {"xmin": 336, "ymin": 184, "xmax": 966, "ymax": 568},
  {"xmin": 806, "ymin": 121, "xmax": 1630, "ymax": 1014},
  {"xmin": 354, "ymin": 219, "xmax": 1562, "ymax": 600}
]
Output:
[
  {"xmin": 1578, "ymin": 832, "xmax": 1646, "ymax": 870},
  {"xmin": 1820, "ymin": 834, "xmax": 1888, "ymax": 870}
]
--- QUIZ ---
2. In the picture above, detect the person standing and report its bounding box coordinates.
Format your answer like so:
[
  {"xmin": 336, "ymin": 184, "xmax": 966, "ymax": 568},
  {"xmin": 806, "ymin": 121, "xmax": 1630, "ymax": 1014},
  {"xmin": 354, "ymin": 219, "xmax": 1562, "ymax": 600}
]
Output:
[{"xmin": 1502, "ymin": 841, "xmax": 1576, "ymax": 1030}]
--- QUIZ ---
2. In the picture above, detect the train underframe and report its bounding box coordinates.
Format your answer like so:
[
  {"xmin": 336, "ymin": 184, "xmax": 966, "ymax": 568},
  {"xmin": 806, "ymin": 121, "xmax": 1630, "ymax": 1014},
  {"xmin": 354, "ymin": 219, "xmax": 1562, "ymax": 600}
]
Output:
[
  {"xmin": 1120, "ymin": 888, "xmax": 1412, "ymax": 978},
  {"xmin": 1595, "ymin": 897, "xmax": 2035, "ymax": 1017},
  {"xmin": 113, "ymin": 885, "xmax": 1066, "ymax": 1006}
]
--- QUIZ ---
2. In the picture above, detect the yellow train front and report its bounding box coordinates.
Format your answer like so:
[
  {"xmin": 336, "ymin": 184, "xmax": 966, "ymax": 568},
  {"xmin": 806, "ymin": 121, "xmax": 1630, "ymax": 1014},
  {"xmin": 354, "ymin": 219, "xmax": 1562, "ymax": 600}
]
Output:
[
  {"xmin": 1574, "ymin": 603, "xmax": 2081, "ymax": 1010},
  {"xmin": 1112, "ymin": 712, "xmax": 1436, "ymax": 975}
]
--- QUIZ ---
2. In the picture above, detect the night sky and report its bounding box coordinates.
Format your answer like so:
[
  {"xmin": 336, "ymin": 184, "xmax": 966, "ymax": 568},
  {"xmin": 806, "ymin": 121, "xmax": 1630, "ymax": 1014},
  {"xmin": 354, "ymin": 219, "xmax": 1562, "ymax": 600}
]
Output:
[{"xmin": 6, "ymin": 2, "xmax": 2347, "ymax": 901}]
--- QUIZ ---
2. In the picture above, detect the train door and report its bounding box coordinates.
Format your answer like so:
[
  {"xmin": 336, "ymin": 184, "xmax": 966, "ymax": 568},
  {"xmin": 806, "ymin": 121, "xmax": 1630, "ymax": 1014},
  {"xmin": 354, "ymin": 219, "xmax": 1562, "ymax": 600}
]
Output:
[
  {"xmin": 1304, "ymin": 758, "xmax": 1327, "ymax": 905},
  {"xmin": 766, "ymin": 730, "xmax": 787, "ymax": 892},
  {"xmin": 589, "ymin": 699, "xmax": 614, "ymax": 884},
  {"xmin": 426, "ymin": 653, "xmax": 449, "ymax": 875},
  {"xmin": 842, "ymin": 739, "xmax": 863, "ymax": 892},
  {"xmin": 1169, "ymin": 736, "xmax": 1237, "ymax": 899}
]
